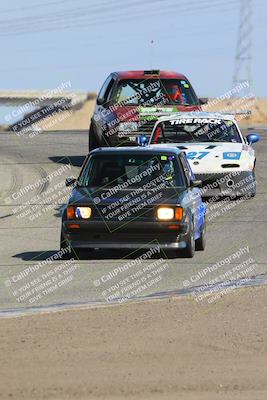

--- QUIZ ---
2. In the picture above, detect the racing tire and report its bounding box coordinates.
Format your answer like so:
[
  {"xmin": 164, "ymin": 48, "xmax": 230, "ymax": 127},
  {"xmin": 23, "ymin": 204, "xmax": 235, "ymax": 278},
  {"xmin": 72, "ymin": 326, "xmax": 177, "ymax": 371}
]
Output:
[
  {"xmin": 248, "ymin": 171, "xmax": 257, "ymax": 198},
  {"xmin": 89, "ymin": 123, "xmax": 101, "ymax": 152},
  {"xmin": 60, "ymin": 232, "xmax": 72, "ymax": 259},
  {"xmin": 60, "ymin": 231, "xmax": 94, "ymax": 260},
  {"xmin": 245, "ymin": 190, "xmax": 256, "ymax": 199},
  {"xmin": 71, "ymin": 248, "xmax": 94, "ymax": 260},
  {"xmin": 180, "ymin": 221, "xmax": 195, "ymax": 258},
  {"xmin": 195, "ymin": 219, "xmax": 206, "ymax": 251}
]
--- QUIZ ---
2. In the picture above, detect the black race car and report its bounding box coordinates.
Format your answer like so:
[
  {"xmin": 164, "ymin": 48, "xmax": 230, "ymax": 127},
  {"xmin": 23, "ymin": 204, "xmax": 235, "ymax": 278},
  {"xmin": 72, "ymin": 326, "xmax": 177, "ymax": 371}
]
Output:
[{"xmin": 61, "ymin": 147, "xmax": 206, "ymax": 258}]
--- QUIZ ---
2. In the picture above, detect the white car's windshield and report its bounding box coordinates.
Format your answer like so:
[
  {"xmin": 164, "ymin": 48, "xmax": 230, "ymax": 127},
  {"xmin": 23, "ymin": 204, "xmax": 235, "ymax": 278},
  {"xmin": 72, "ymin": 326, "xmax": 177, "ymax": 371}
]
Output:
[{"xmin": 151, "ymin": 119, "xmax": 242, "ymax": 143}]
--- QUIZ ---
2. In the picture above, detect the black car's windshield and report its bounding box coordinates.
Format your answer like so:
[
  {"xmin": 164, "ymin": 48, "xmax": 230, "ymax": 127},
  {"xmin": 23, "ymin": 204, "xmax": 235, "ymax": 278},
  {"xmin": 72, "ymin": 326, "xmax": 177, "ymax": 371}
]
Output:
[
  {"xmin": 78, "ymin": 154, "xmax": 185, "ymax": 188},
  {"xmin": 151, "ymin": 119, "xmax": 242, "ymax": 143},
  {"xmin": 111, "ymin": 79, "xmax": 198, "ymax": 106}
]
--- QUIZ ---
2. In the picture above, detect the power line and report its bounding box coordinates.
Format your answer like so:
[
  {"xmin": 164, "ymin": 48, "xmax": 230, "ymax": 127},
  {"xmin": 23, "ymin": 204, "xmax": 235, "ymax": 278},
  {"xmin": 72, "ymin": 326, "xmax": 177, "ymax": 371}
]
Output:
[
  {"xmin": 0, "ymin": 0, "xmax": 237, "ymax": 37},
  {"xmin": 0, "ymin": 0, "xmax": 155, "ymax": 25},
  {"xmin": 0, "ymin": 17, "xmax": 238, "ymax": 56},
  {"xmin": 0, "ymin": 0, "xmax": 91, "ymax": 15},
  {"xmin": 1, "ymin": 0, "xmax": 181, "ymax": 27}
]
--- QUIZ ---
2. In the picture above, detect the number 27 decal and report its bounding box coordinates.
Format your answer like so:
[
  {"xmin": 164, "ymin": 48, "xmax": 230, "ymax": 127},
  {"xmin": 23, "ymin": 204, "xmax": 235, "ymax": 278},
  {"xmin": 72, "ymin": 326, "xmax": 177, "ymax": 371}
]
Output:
[{"xmin": 186, "ymin": 151, "xmax": 209, "ymax": 160}]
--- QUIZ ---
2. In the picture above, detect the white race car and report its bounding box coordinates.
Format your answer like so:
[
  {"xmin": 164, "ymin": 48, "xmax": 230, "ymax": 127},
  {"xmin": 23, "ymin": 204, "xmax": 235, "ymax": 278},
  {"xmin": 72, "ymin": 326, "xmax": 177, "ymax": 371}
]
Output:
[{"xmin": 147, "ymin": 112, "xmax": 260, "ymax": 198}]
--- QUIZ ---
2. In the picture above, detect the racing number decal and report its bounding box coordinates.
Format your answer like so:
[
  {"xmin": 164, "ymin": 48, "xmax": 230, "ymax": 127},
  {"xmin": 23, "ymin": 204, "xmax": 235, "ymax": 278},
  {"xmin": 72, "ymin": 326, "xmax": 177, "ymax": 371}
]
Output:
[{"xmin": 186, "ymin": 151, "xmax": 209, "ymax": 160}]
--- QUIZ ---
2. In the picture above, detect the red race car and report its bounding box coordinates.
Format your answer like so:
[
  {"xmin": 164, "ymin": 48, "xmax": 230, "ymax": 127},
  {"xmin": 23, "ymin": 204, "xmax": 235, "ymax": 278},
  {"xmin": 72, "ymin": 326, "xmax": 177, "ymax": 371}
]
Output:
[{"xmin": 89, "ymin": 70, "xmax": 206, "ymax": 151}]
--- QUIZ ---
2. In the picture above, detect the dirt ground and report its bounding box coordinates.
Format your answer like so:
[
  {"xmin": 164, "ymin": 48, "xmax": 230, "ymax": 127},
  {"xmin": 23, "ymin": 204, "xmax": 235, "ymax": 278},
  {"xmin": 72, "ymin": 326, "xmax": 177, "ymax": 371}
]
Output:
[
  {"xmin": 203, "ymin": 97, "xmax": 267, "ymax": 127},
  {"xmin": 0, "ymin": 285, "xmax": 267, "ymax": 400},
  {"xmin": 44, "ymin": 97, "xmax": 267, "ymax": 130}
]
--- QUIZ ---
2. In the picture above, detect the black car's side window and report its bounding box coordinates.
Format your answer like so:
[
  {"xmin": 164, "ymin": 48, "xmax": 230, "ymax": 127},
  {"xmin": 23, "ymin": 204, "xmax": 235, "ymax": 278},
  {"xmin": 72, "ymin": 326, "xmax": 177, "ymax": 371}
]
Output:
[
  {"xmin": 179, "ymin": 153, "xmax": 191, "ymax": 187},
  {"xmin": 185, "ymin": 156, "xmax": 196, "ymax": 181}
]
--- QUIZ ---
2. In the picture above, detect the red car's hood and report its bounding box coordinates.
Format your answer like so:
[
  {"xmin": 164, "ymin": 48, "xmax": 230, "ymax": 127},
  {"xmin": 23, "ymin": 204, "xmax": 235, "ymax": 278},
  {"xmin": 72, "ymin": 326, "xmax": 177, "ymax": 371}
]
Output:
[{"xmin": 114, "ymin": 105, "xmax": 202, "ymax": 122}]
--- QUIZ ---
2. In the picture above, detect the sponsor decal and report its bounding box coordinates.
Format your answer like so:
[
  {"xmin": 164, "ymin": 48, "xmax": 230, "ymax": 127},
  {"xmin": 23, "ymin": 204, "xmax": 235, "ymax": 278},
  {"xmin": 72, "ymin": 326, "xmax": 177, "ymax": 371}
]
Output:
[
  {"xmin": 139, "ymin": 107, "xmax": 178, "ymax": 120},
  {"xmin": 139, "ymin": 107, "xmax": 176, "ymax": 113},
  {"xmin": 186, "ymin": 151, "xmax": 210, "ymax": 160},
  {"xmin": 170, "ymin": 118, "xmax": 222, "ymax": 125},
  {"xmin": 223, "ymin": 152, "xmax": 241, "ymax": 160}
]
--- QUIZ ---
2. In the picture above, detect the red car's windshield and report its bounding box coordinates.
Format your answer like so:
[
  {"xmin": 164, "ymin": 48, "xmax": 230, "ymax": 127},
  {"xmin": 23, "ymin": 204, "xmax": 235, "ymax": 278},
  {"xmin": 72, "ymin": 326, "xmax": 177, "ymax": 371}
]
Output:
[{"xmin": 111, "ymin": 79, "xmax": 198, "ymax": 106}]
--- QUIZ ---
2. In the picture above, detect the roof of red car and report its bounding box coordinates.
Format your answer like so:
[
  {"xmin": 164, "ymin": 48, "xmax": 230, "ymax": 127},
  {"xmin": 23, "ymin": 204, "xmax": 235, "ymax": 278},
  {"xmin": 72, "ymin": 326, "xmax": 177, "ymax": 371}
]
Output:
[{"xmin": 114, "ymin": 70, "xmax": 187, "ymax": 79}]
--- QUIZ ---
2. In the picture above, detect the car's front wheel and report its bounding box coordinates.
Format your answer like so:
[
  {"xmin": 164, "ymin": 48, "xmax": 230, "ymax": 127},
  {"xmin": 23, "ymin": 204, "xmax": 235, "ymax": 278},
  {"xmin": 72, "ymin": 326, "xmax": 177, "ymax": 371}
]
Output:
[
  {"xmin": 89, "ymin": 123, "xmax": 101, "ymax": 152},
  {"xmin": 60, "ymin": 230, "xmax": 95, "ymax": 260},
  {"xmin": 60, "ymin": 231, "xmax": 72, "ymax": 259},
  {"xmin": 195, "ymin": 219, "xmax": 206, "ymax": 251},
  {"xmin": 248, "ymin": 171, "xmax": 257, "ymax": 198},
  {"xmin": 180, "ymin": 221, "xmax": 195, "ymax": 258},
  {"xmin": 71, "ymin": 248, "xmax": 94, "ymax": 260}
]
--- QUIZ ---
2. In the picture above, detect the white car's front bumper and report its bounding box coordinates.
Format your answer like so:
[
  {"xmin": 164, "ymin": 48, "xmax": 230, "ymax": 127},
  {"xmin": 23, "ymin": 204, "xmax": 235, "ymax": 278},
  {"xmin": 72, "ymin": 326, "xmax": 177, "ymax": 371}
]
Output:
[{"xmin": 195, "ymin": 170, "xmax": 256, "ymax": 198}]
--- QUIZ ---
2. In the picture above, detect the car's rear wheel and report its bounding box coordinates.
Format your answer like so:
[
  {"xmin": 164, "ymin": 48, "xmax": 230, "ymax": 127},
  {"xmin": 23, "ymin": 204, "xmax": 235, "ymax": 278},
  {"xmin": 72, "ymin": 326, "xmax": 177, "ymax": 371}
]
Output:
[{"xmin": 195, "ymin": 219, "xmax": 206, "ymax": 251}]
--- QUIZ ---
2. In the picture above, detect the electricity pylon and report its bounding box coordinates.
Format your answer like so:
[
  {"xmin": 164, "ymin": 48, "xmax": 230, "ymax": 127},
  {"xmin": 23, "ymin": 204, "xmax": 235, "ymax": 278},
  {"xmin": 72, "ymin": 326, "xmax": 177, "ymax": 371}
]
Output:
[{"xmin": 232, "ymin": 0, "xmax": 253, "ymax": 96}]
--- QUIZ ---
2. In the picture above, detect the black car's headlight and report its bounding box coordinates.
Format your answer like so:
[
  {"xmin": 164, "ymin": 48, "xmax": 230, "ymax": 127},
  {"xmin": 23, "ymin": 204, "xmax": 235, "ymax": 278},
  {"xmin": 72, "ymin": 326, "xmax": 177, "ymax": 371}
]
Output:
[
  {"xmin": 67, "ymin": 206, "xmax": 92, "ymax": 219},
  {"xmin": 75, "ymin": 207, "xmax": 92, "ymax": 219},
  {"xmin": 156, "ymin": 206, "xmax": 183, "ymax": 221}
]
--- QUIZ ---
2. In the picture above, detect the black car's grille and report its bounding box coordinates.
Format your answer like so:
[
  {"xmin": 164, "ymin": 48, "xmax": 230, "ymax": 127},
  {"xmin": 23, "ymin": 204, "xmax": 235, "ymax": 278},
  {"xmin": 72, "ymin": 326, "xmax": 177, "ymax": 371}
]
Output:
[{"xmin": 92, "ymin": 205, "xmax": 156, "ymax": 221}]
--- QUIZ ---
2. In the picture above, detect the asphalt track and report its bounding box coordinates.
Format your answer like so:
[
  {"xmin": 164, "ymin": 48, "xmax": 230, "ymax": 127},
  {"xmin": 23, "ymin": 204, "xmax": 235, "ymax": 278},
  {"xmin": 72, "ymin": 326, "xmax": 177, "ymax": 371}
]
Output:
[{"xmin": 0, "ymin": 130, "xmax": 266, "ymax": 316}]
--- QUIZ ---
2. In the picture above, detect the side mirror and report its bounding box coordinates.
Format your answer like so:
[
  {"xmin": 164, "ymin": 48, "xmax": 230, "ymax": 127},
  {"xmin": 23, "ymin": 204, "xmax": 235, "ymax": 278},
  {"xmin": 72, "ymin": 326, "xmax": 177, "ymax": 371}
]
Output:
[
  {"xmin": 138, "ymin": 134, "xmax": 149, "ymax": 146},
  {"xmin": 246, "ymin": 133, "xmax": 260, "ymax": 145},
  {"xmin": 199, "ymin": 97, "xmax": 208, "ymax": 105},
  {"xmin": 65, "ymin": 177, "xmax": 76, "ymax": 187},
  {"xmin": 96, "ymin": 97, "xmax": 105, "ymax": 106},
  {"xmin": 190, "ymin": 179, "xmax": 202, "ymax": 188}
]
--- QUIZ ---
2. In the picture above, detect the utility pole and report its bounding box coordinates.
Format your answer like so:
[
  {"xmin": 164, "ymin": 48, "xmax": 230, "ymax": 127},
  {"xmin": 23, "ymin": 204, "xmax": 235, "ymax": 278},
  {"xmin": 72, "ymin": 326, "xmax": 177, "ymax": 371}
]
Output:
[{"xmin": 232, "ymin": 0, "xmax": 253, "ymax": 96}]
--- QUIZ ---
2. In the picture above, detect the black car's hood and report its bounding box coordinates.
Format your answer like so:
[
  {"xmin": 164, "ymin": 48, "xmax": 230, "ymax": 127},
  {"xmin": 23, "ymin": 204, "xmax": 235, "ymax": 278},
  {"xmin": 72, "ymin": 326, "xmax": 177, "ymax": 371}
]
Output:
[{"xmin": 68, "ymin": 186, "xmax": 187, "ymax": 206}]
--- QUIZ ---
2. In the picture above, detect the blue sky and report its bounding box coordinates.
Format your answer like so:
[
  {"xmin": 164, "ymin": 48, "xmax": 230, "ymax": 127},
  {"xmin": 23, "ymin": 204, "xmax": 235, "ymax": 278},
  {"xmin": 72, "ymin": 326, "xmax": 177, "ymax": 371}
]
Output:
[{"xmin": 0, "ymin": 0, "xmax": 266, "ymax": 98}]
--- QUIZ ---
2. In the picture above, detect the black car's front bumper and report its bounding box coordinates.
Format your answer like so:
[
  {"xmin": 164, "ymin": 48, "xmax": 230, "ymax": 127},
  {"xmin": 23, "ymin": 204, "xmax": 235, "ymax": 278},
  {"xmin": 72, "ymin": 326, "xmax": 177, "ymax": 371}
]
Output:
[{"xmin": 62, "ymin": 220, "xmax": 190, "ymax": 250}]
